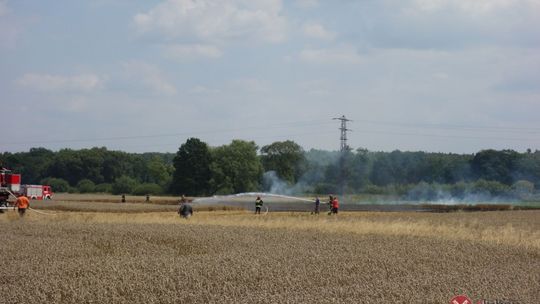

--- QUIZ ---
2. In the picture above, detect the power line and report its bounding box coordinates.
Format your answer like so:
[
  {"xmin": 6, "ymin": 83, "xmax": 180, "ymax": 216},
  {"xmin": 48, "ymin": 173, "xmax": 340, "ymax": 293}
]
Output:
[
  {"xmin": 356, "ymin": 119, "xmax": 540, "ymax": 134},
  {"xmin": 4, "ymin": 119, "xmax": 335, "ymax": 146},
  {"xmin": 16, "ymin": 130, "xmax": 336, "ymax": 152},
  {"xmin": 355, "ymin": 129, "xmax": 537, "ymax": 142},
  {"xmin": 3, "ymin": 117, "xmax": 538, "ymax": 151}
]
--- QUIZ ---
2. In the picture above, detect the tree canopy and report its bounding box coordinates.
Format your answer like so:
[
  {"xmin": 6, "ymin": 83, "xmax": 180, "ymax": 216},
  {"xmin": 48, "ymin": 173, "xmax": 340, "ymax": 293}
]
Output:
[
  {"xmin": 1, "ymin": 143, "xmax": 539, "ymax": 199},
  {"xmin": 170, "ymin": 138, "xmax": 212, "ymax": 196},
  {"xmin": 211, "ymin": 140, "xmax": 263, "ymax": 194},
  {"xmin": 260, "ymin": 140, "xmax": 306, "ymax": 184}
]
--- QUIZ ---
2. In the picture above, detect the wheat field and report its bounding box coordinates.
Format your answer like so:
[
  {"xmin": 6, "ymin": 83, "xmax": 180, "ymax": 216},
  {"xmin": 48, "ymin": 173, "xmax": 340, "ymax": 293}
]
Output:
[{"xmin": 1, "ymin": 208, "xmax": 539, "ymax": 303}]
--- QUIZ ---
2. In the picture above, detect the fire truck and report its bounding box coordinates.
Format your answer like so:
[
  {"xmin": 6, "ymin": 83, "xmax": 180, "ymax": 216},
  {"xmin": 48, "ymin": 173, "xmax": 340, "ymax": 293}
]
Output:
[
  {"xmin": 1, "ymin": 167, "xmax": 53, "ymax": 211},
  {"xmin": 20, "ymin": 185, "xmax": 53, "ymax": 200}
]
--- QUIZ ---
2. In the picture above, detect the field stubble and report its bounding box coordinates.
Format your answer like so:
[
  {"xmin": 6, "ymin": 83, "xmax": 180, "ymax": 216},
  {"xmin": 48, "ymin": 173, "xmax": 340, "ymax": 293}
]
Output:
[{"xmin": 0, "ymin": 210, "xmax": 539, "ymax": 303}]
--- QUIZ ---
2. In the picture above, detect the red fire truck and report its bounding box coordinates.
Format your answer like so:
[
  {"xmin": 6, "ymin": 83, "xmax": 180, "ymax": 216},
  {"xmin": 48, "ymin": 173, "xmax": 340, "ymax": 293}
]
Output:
[
  {"xmin": 20, "ymin": 185, "xmax": 53, "ymax": 200},
  {"xmin": 1, "ymin": 168, "xmax": 53, "ymax": 211}
]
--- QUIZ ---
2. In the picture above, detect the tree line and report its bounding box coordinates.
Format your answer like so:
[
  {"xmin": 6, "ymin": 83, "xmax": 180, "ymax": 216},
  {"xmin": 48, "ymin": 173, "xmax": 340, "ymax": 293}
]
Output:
[{"xmin": 1, "ymin": 140, "xmax": 539, "ymax": 200}]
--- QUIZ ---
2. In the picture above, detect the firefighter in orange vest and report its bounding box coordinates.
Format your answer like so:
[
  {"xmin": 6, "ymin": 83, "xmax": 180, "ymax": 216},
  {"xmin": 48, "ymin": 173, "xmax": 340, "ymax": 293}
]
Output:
[{"xmin": 15, "ymin": 195, "xmax": 30, "ymax": 217}]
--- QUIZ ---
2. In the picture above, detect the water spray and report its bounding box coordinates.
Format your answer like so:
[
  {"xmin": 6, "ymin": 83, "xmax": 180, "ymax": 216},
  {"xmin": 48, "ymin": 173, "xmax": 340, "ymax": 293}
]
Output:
[{"xmin": 193, "ymin": 192, "xmax": 315, "ymax": 203}]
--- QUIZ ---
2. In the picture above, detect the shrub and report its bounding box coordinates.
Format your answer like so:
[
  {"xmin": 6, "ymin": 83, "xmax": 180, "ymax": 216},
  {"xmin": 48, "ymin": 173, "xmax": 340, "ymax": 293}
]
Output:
[
  {"xmin": 76, "ymin": 179, "xmax": 96, "ymax": 193},
  {"xmin": 67, "ymin": 186, "xmax": 79, "ymax": 193},
  {"xmin": 40, "ymin": 177, "xmax": 70, "ymax": 193},
  {"xmin": 450, "ymin": 181, "xmax": 468, "ymax": 199},
  {"xmin": 512, "ymin": 180, "xmax": 534, "ymax": 199},
  {"xmin": 112, "ymin": 176, "xmax": 138, "ymax": 195},
  {"xmin": 95, "ymin": 183, "xmax": 113, "ymax": 193},
  {"xmin": 313, "ymin": 183, "xmax": 339, "ymax": 195},
  {"xmin": 132, "ymin": 183, "xmax": 163, "ymax": 196},
  {"xmin": 472, "ymin": 179, "xmax": 510, "ymax": 196},
  {"xmin": 363, "ymin": 184, "xmax": 385, "ymax": 194},
  {"xmin": 407, "ymin": 181, "xmax": 436, "ymax": 201}
]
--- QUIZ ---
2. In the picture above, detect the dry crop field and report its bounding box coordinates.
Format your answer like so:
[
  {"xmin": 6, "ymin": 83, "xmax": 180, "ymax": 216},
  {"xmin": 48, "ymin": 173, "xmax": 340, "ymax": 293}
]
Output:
[{"xmin": 0, "ymin": 207, "xmax": 539, "ymax": 303}]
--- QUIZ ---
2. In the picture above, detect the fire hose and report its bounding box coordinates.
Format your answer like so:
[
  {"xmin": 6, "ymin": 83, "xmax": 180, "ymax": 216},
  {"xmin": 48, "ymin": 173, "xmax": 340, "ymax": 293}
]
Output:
[
  {"xmin": 1, "ymin": 189, "xmax": 57, "ymax": 215},
  {"xmin": 28, "ymin": 207, "xmax": 57, "ymax": 215},
  {"xmin": 0, "ymin": 206, "xmax": 57, "ymax": 215}
]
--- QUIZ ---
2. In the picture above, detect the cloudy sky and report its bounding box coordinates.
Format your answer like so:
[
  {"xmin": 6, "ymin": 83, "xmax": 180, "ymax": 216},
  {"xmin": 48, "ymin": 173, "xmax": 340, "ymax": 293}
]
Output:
[{"xmin": 1, "ymin": 0, "xmax": 539, "ymax": 153}]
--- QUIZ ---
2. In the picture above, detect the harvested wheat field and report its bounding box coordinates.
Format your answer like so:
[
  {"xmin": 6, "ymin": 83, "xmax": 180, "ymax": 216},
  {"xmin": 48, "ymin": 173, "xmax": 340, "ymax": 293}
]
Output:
[{"xmin": 1, "ymin": 209, "xmax": 539, "ymax": 303}]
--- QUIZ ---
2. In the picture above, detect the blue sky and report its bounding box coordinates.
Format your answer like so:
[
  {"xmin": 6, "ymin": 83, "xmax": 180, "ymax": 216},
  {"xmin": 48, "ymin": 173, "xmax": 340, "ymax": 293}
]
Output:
[{"xmin": 1, "ymin": 0, "xmax": 539, "ymax": 153}]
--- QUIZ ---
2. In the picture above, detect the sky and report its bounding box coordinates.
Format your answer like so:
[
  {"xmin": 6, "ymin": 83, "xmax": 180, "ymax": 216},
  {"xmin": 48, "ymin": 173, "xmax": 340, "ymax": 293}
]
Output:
[{"xmin": 1, "ymin": 0, "xmax": 539, "ymax": 154}]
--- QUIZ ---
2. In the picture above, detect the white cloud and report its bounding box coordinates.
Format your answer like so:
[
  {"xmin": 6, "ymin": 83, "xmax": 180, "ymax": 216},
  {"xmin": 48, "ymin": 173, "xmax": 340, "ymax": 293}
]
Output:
[
  {"xmin": 0, "ymin": 1, "xmax": 8, "ymax": 16},
  {"xmin": 190, "ymin": 85, "xmax": 214, "ymax": 94},
  {"xmin": 295, "ymin": 0, "xmax": 318, "ymax": 9},
  {"xmin": 122, "ymin": 61, "xmax": 177, "ymax": 95},
  {"xmin": 0, "ymin": 22, "xmax": 18, "ymax": 48},
  {"xmin": 228, "ymin": 78, "xmax": 268, "ymax": 92},
  {"xmin": 299, "ymin": 80, "xmax": 332, "ymax": 96},
  {"xmin": 163, "ymin": 44, "xmax": 222, "ymax": 60},
  {"xmin": 17, "ymin": 73, "xmax": 104, "ymax": 92},
  {"xmin": 432, "ymin": 72, "xmax": 450, "ymax": 80},
  {"xmin": 302, "ymin": 23, "xmax": 336, "ymax": 40},
  {"xmin": 412, "ymin": 0, "xmax": 539, "ymax": 14},
  {"xmin": 0, "ymin": 0, "xmax": 20, "ymax": 49},
  {"xmin": 299, "ymin": 45, "xmax": 362, "ymax": 65},
  {"xmin": 134, "ymin": 0, "xmax": 287, "ymax": 44},
  {"xmin": 62, "ymin": 96, "xmax": 90, "ymax": 113},
  {"xmin": 368, "ymin": 0, "xmax": 540, "ymax": 50}
]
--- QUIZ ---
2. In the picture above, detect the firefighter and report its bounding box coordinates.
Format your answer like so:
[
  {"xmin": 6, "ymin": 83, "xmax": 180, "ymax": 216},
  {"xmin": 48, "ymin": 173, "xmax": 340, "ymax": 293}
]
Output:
[
  {"xmin": 15, "ymin": 194, "xmax": 30, "ymax": 217},
  {"xmin": 255, "ymin": 196, "xmax": 263, "ymax": 214},
  {"xmin": 178, "ymin": 202, "xmax": 193, "ymax": 219},
  {"xmin": 327, "ymin": 195, "xmax": 333, "ymax": 215},
  {"xmin": 178, "ymin": 195, "xmax": 192, "ymax": 218},
  {"xmin": 312, "ymin": 197, "xmax": 320, "ymax": 215},
  {"xmin": 331, "ymin": 196, "xmax": 339, "ymax": 215}
]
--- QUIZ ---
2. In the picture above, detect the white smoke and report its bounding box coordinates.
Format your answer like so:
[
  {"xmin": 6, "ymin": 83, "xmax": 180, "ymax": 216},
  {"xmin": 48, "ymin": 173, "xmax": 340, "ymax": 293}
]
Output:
[{"xmin": 262, "ymin": 171, "xmax": 312, "ymax": 195}]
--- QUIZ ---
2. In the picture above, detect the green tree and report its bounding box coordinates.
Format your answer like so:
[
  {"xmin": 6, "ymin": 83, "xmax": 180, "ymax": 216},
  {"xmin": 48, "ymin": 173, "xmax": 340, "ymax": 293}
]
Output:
[
  {"xmin": 369, "ymin": 153, "xmax": 396, "ymax": 186},
  {"xmin": 102, "ymin": 151, "xmax": 131, "ymax": 183},
  {"xmin": 471, "ymin": 149, "xmax": 520, "ymax": 185},
  {"xmin": 46, "ymin": 149, "xmax": 85, "ymax": 186},
  {"xmin": 95, "ymin": 183, "xmax": 112, "ymax": 193},
  {"xmin": 21, "ymin": 148, "xmax": 55, "ymax": 184},
  {"xmin": 260, "ymin": 140, "xmax": 306, "ymax": 184},
  {"xmin": 301, "ymin": 149, "xmax": 340, "ymax": 192},
  {"xmin": 1, "ymin": 148, "xmax": 54, "ymax": 184},
  {"xmin": 515, "ymin": 151, "xmax": 540, "ymax": 188},
  {"xmin": 170, "ymin": 138, "xmax": 212, "ymax": 196},
  {"xmin": 112, "ymin": 176, "xmax": 138, "ymax": 195},
  {"xmin": 40, "ymin": 177, "xmax": 70, "ymax": 193},
  {"xmin": 512, "ymin": 180, "xmax": 534, "ymax": 199},
  {"xmin": 76, "ymin": 179, "xmax": 96, "ymax": 193},
  {"xmin": 347, "ymin": 149, "xmax": 370, "ymax": 191},
  {"xmin": 472, "ymin": 179, "xmax": 510, "ymax": 196},
  {"xmin": 211, "ymin": 140, "xmax": 263, "ymax": 194},
  {"xmin": 146, "ymin": 156, "xmax": 172, "ymax": 187}
]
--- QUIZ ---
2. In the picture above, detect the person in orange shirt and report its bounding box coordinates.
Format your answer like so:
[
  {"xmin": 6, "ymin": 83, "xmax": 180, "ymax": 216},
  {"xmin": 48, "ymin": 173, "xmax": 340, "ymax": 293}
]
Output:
[
  {"xmin": 331, "ymin": 196, "xmax": 339, "ymax": 215},
  {"xmin": 15, "ymin": 195, "xmax": 30, "ymax": 217}
]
